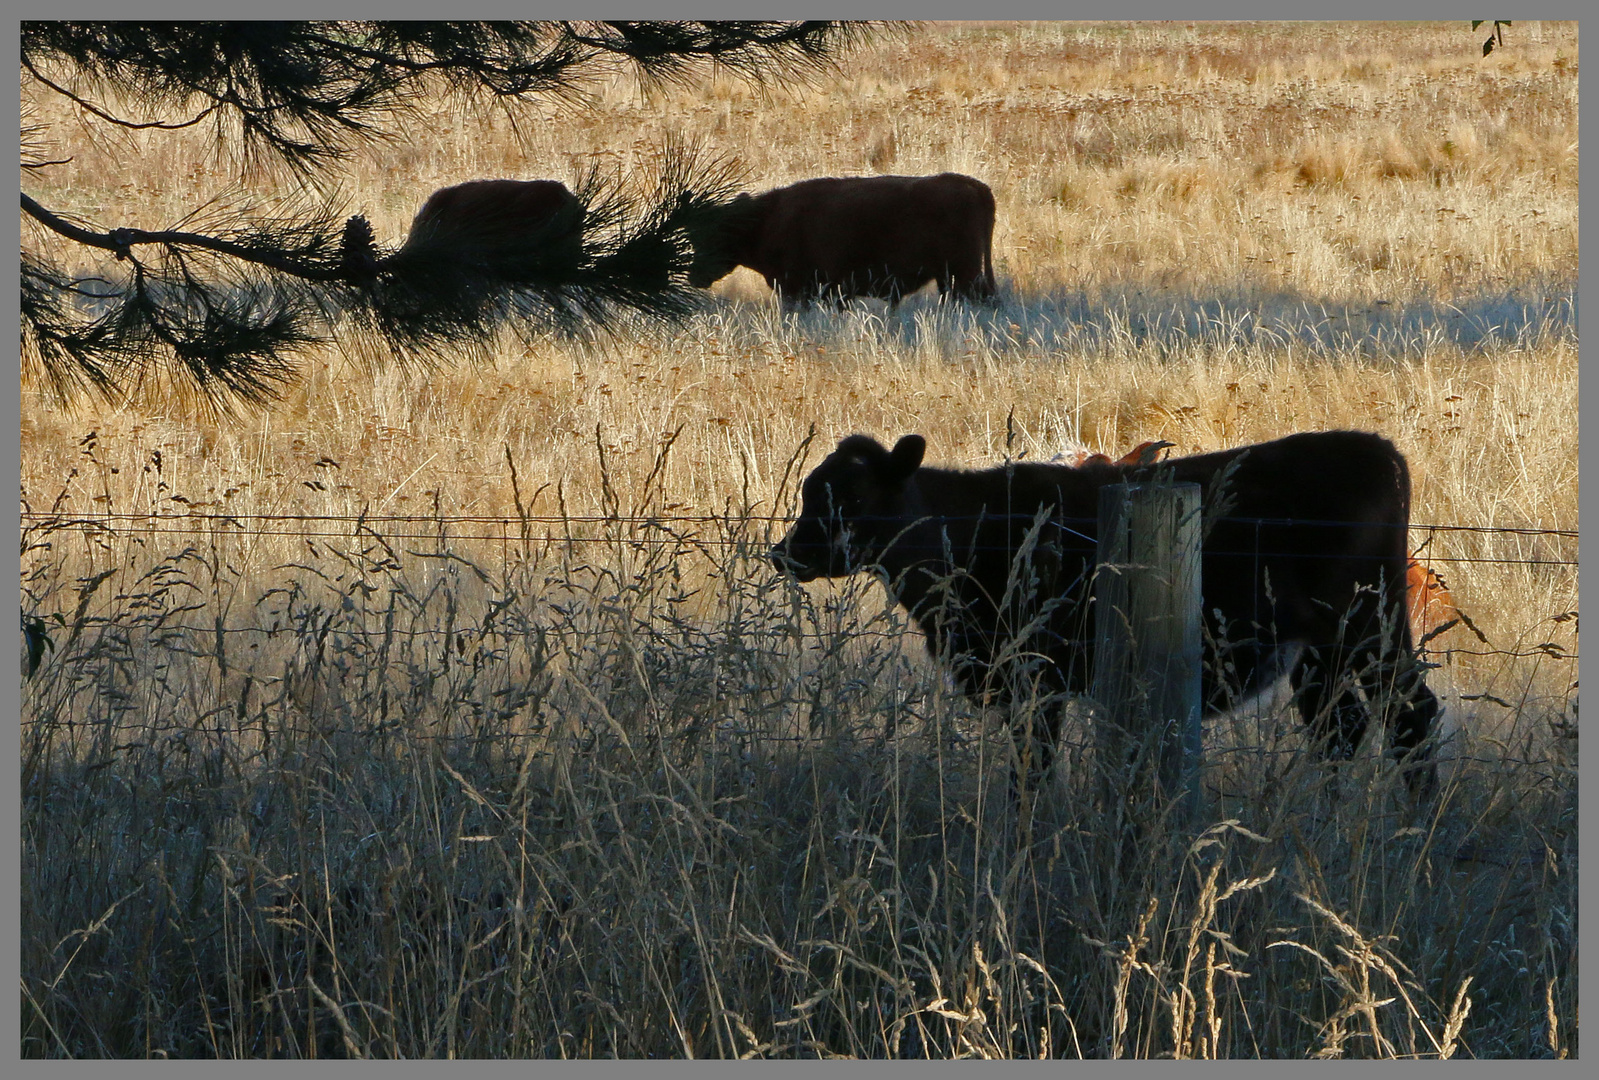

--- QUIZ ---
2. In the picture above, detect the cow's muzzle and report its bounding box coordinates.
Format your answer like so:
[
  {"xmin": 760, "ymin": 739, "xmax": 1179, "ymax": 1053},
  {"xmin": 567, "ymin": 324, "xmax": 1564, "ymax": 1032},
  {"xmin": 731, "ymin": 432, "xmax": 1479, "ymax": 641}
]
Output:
[{"xmin": 769, "ymin": 543, "xmax": 821, "ymax": 583}]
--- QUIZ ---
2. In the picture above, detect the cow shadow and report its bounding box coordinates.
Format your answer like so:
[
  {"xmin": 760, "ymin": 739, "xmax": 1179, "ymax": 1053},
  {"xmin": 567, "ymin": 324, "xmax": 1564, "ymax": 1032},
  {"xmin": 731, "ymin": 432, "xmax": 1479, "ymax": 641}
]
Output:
[
  {"xmin": 698, "ymin": 279, "xmax": 1576, "ymax": 360},
  {"xmin": 65, "ymin": 269, "xmax": 1576, "ymax": 362}
]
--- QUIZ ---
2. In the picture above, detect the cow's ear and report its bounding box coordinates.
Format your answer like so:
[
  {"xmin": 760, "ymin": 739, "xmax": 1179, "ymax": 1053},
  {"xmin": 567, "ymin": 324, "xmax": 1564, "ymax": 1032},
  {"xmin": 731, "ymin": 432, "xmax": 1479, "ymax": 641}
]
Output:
[{"xmin": 887, "ymin": 435, "xmax": 925, "ymax": 480}]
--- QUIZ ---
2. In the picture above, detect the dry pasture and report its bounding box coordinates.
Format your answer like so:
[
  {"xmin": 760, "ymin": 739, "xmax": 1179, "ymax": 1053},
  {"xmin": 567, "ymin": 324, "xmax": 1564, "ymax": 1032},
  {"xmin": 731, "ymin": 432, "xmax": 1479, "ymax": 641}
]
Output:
[{"xmin": 20, "ymin": 21, "xmax": 1577, "ymax": 1059}]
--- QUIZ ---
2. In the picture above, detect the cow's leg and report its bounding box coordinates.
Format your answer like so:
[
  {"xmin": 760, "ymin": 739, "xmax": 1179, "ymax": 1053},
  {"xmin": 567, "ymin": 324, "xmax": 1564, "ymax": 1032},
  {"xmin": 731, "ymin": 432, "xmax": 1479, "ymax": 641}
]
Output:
[
  {"xmin": 1008, "ymin": 704, "xmax": 1063, "ymax": 833},
  {"xmin": 779, "ymin": 285, "xmax": 818, "ymax": 311},
  {"xmin": 1021, "ymin": 709, "xmax": 1062, "ymax": 784},
  {"xmin": 1290, "ymin": 647, "xmax": 1371, "ymax": 762},
  {"xmin": 956, "ymin": 278, "xmax": 996, "ymax": 304},
  {"xmin": 1381, "ymin": 671, "xmax": 1440, "ymax": 799},
  {"xmin": 950, "ymin": 258, "xmax": 997, "ymax": 303},
  {"xmin": 1293, "ymin": 633, "xmax": 1440, "ymax": 800},
  {"xmin": 1357, "ymin": 637, "xmax": 1442, "ymax": 800}
]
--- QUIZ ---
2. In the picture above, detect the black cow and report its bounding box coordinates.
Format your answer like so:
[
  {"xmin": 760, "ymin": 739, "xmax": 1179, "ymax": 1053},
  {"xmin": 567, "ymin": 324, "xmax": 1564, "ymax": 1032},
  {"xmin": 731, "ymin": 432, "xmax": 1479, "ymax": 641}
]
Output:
[
  {"xmin": 394, "ymin": 178, "xmax": 584, "ymax": 274},
  {"xmin": 687, "ymin": 173, "xmax": 997, "ymax": 307},
  {"xmin": 771, "ymin": 431, "xmax": 1441, "ymax": 799}
]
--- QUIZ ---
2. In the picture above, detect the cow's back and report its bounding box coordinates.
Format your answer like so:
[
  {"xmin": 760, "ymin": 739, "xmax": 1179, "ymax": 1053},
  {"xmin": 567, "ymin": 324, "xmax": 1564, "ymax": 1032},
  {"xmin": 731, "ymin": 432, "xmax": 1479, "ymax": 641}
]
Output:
[
  {"xmin": 400, "ymin": 178, "xmax": 583, "ymax": 260},
  {"xmin": 926, "ymin": 430, "xmax": 1415, "ymax": 658},
  {"xmin": 1164, "ymin": 431, "xmax": 1409, "ymax": 526},
  {"xmin": 1164, "ymin": 431, "xmax": 1414, "ymax": 644}
]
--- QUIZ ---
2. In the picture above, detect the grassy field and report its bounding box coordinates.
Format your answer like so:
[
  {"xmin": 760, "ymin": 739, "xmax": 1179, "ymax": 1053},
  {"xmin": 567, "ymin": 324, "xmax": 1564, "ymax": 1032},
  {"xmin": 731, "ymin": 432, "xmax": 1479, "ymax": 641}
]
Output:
[{"xmin": 20, "ymin": 21, "xmax": 1578, "ymax": 1058}]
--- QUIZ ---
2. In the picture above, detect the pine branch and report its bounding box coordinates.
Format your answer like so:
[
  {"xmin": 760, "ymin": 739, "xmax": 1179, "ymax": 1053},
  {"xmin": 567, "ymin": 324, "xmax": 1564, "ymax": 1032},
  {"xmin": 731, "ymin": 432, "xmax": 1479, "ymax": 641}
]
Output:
[
  {"xmin": 22, "ymin": 192, "xmax": 350, "ymax": 282},
  {"xmin": 21, "ymin": 22, "xmax": 891, "ymax": 175},
  {"xmin": 20, "ymin": 20, "xmax": 883, "ymax": 408},
  {"xmin": 23, "ymin": 56, "xmax": 221, "ymax": 132}
]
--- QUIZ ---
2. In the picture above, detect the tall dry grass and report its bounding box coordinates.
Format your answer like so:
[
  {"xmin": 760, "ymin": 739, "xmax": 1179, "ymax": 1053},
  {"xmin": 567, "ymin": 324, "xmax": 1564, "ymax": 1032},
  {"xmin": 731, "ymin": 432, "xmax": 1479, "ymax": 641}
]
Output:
[{"xmin": 20, "ymin": 21, "xmax": 1577, "ymax": 1058}]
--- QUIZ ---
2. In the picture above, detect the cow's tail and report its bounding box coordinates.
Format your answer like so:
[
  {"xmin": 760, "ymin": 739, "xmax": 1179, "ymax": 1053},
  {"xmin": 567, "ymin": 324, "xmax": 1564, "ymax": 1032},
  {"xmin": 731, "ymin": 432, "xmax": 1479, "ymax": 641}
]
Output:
[
  {"xmin": 1382, "ymin": 442, "xmax": 1418, "ymax": 646},
  {"xmin": 979, "ymin": 200, "xmax": 997, "ymax": 299},
  {"xmin": 1383, "ymin": 442, "xmax": 1441, "ymax": 799}
]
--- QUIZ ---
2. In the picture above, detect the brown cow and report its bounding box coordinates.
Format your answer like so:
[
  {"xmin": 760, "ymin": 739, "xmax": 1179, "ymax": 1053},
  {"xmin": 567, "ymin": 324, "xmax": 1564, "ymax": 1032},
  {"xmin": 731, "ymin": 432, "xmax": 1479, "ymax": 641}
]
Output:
[
  {"xmin": 772, "ymin": 430, "xmax": 1441, "ymax": 800},
  {"xmin": 1407, "ymin": 560, "xmax": 1461, "ymax": 642},
  {"xmin": 1059, "ymin": 440, "xmax": 1175, "ymax": 469},
  {"xmin": 687, "ymin": 173, "xmax": 997, "ymax": 307},
  {"xmin": 393, "ymin": 178, "xmax": 584, "ymax": 275}
]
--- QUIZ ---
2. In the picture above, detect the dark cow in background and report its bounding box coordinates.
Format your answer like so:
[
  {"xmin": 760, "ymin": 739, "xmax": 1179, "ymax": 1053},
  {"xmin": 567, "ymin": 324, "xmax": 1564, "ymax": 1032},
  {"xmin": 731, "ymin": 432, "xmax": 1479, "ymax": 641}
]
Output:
[
  {"xmin": 687, "ymin": 173, "xmax": 997, "ymax": 307},
  {"xmin": 771, "ymin": 430, "xmax": 1441, "ymax": 799},
  {"xmin": 393, "ymin": 178, "xmax": 585, "ymax": 274}
]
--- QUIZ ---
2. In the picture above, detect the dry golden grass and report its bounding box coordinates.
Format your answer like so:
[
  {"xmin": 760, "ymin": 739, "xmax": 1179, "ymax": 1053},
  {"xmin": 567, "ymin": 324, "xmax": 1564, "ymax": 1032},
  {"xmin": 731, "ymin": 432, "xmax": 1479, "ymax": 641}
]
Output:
[{"xmin": 20, "ymin": 21, "xmax": 1578, "ymax": 1059}]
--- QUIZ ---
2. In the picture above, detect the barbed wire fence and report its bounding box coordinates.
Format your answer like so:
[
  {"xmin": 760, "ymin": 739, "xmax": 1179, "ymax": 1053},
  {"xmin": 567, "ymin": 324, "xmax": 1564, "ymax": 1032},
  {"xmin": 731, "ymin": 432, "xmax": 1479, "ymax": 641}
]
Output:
[
  {"xmin": 19, "ymin": 505, "xmax": 1578, "ymax": 646},
  {"xmin": 18, "ymin": 503, "xmax": 1577, "ymax": 765}
]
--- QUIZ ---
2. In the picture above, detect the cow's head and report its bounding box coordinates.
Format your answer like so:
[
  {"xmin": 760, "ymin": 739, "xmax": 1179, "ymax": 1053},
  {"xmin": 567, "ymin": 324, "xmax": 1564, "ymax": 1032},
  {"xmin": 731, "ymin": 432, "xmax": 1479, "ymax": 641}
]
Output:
[
  {"xmin": 771, "ymin": 434, "xmax": 926, "ymax": 582},
  {"xmin": 686, "ymin": 193, "xmax": 758, "ymax": 288}
]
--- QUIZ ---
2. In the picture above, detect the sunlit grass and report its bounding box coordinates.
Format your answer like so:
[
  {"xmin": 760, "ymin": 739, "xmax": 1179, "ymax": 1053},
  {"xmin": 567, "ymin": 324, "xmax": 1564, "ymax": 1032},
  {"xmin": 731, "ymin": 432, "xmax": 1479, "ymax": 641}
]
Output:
[{"xmin": 20, "ymin": 20, "xmax": 1577, "ymax": 1059}]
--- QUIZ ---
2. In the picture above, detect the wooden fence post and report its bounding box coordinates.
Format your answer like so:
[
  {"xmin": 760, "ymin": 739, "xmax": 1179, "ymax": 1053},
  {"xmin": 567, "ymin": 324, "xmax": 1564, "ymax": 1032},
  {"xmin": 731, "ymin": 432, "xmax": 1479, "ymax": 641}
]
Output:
[{"xmin": 1091, "ymin": 482, "xmax": 1204, "ymax": 825}]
